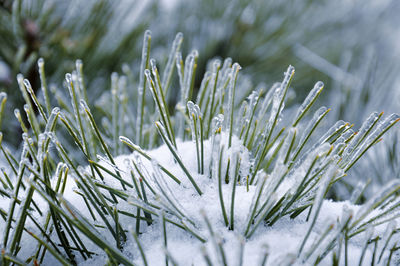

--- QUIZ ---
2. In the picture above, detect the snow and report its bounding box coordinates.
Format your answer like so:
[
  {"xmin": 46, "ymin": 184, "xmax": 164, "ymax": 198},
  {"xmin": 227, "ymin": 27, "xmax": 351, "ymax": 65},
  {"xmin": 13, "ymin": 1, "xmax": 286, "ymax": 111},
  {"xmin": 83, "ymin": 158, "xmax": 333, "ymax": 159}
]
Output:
[{"xmin": 1, "ymin": 134, "xmax": 398, "ymax": 265}]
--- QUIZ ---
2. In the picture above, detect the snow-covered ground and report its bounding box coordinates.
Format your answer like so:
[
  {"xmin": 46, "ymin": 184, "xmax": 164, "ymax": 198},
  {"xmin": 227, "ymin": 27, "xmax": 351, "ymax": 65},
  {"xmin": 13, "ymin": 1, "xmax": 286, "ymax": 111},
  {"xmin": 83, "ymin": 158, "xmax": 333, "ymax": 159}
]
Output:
[{"xmin": 1, "ymin": 136, "xmax": 398, "ymax": 265}]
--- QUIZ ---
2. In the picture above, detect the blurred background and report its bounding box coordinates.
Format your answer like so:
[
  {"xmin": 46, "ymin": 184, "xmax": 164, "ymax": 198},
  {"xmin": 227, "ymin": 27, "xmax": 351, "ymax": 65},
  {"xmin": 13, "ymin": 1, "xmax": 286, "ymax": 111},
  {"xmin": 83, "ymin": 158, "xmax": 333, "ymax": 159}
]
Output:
[{"xmin": 0, "ymin": 0, "xmax": 399, "ymax": 198}]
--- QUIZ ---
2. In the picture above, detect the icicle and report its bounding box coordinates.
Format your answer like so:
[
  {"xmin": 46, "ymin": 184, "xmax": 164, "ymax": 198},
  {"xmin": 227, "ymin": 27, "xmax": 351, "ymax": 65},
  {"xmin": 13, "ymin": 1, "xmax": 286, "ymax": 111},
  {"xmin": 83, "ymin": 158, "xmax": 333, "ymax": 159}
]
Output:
[
  {"xmin": 175, "ymin": 52, "xmax": 184, "ymax": 93},
  {"xmin": 0, "ymin": 92, "xmax": 6, "ymax": 102},
  {"xmin": 291, "ymin": 106, "xmax": 329, "ymax": 161},
  {"xmin": 145, "ymin": 69, "xmax": 166, "ymax": 130},
  {"xmin": 209, "ymin": 115, "xmax": 224, "ymax": 177},
  {"xmin": 23, "ymin": 79, "xmax": 39, "ymax": 108},
  {"xmin": 119, "ymin": 136, "xmax": 141, "ymax": 151},
  {"xmin": 350, "ymin": 180, "xmax": 368, "ymax": 204},
  {"xmin": 314, "ymin": 120, "xmax": 347, "ymax": 148},
  {"xmin": 65, "ymin": 73, "xmax": 80, "ymax": 118},
  {"xmin": 23, "ymin": 104, "xmax": 39, "ymax": 134},
  {"xmin": 280, "ymin": 66, "xmax": 295, "ymax": 95},
  {"xmin": 215, "ymin": 58, "xmax": 233, "ymax": 109},
  {"xmin": 21, "ymin": 133, "xmax": 33, "ymax": 146},
  {"xmin": 71, "ymin": 71, "xmax": 82, "ymax": 100},
  {"xmin": 75, "ymin": 59, "xmax": 86, "ymax": 99},
  {"xmin": 96, "ymin": 154, "xmax": 126, "ymax": 174},
  {"xmin": 44, "ymin": 107, "xmax": 60, "ymax": 133},
  {"xmin": 366, "ymin": 114, "xmax": 399, "ymax": 142},
  {"xmin": 256, "ymin": 83, "xmax": 279, "ymax": 126},
  {"xmin": 211, "ymin": 114, "xmax": 224, "ymax": 135},
  {"xmin": 340, "ymin": 204, "xmax": 354, "ymax": 229},
  {"xmin": 118, "ymin": 75, "xmax": 128, "ymax": 144},
  {"xmin": 132, "ymin": 152, "xmax": 153, "ymax": 185},
  {"xmin": 196, "ymin": 71, "xmax": 212, "ymax": 109},
  {"xmin": 194, "ymin": 104, "xmax": 201, "ymax": 118},
  {"xmin": 280, "ymin": 128, "xmax": 296, "ymax": 163},
  {"xmin": 206, "ymin": 59, "xmax": 221, "ymax": 119},
  {"xmin": 162, "ymin": 32, "xmax": 183, "ymax": 93},
  {"xmin": 23, "ymin": 79, "xmax": 47, "ymax": 122},
  {"xmin": 22, "ymin": 132, "xmax": 38, "ymax": 169},
  {"xmin": 236, "ymin": 101, "xmax": 248, "ymax": 136},
  {"xmin": 182, "ymin": 50, "xmax": 198, "ymax": 105},
  {"xmin": 14, "ymin": 109, "xmax": 23, "ymax": 125},
  {"xmin": 138, "ymin": 30, "xmax": 151, "ymax": 95},
  {"xmin": 37, "ymin": 58, "xmax": 51, "ymax": 113},
  {"xmin": 177, "ymin": 51, "xmax": 199, "ymax": 140},
  {"xmin": 343, "ymin": 111, "xmax": 380, "ymax": 157},
  {"xmin": 16, "ymin": 74, "xmax": 28, "ymax": 105},
  {"xmin": 128, "ymin": 196, "xmax": 159, "ymax": 215},
  {"xmin": 65, "ymin": 73, "xmax": 72, "ymax": 83},
  {"xmin": 220, "ymin": 58, "xmax": 233, "ymax": 82},
  {"xmin": 246, "ymin": 90, "xmax": 259, "ymax": 120},
  {"xmin": 210, "ymin": 114, "xmax": 223, "ymax": 152},
  {"xmin": 79, "ymin": 99, "xmax": 91, "ymax": 112},
  {"xmin": 345, "ymin": 113, "xmax": 400, "ymax": 168},
  {"xmin": 240, "ymin": 89, "xmax": 260, "ymax": 144},
  {"xmin": 150, "ymin": 59, "xmax": 157, "ymax": 76},
  {"xmin": 293, "ymin": 81, "xmax": 324, "ymax": 127},
  {"xmin": 340, "ymin": 128, "xmax": 354, "ymax": 142},
  {"xmin": 264, "ymin": 90, "xmax": 280, "ymax": 136},
  {"xmin": 111, "ymin": 72, "xmax": 119, "ymax": 151},
  {"xmin": 19, "ymin": 140, "xmax": 29, "ymax": 161},
  {"xmin": 187, "ymin": 101, "xmax": 197, "ymax": 143},
  {"xmin": 36, "ymin": 133, "xmax": 48, "ymax": 163},
  {"xmin": 136, "ymin": 30, "xmax": 151, "ymax": 145},
  {"xmin": 144, "ymin": 70, "xmax": 155, "ymax": 91},
  {"xmin": 289, "ymin": 142, "xmax": 331, "ymax": 196},
  {"xmin": 225, "ymin": 63, "xmax": 241, "ymax": 142},
  {"xmin": 331, "ymin": 138, "xmax": 346, "ymax": 155},
  {"xmin": 213, "ymin": 59, "xmax": 222, "ymax": 72},
  {"xmin": 147, "ymin": 64, "xmax": 174, "ymax": 146}
]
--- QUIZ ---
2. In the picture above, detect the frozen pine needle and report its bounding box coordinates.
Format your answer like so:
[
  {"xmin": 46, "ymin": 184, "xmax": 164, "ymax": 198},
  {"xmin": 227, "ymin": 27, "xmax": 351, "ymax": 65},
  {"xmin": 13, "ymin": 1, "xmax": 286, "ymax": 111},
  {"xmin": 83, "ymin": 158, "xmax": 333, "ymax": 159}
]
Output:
[{"xmin": 0, "ymin": 31, "xmax": 399, "ymax": 266}]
